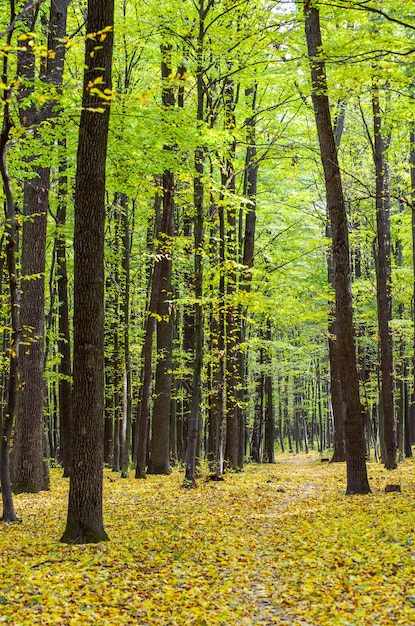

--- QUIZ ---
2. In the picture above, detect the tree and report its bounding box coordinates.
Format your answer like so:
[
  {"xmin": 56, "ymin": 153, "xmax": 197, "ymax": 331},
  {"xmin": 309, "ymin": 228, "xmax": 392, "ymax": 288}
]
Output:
[
  {"xmin": 304, "ymin": 1, "xmax": 370, "ymax": 494},
  {"xmin": 60, "ymin": 0, "xmax": 114, "ymax": 544},
  {"xmin": 0, "ymin": 0, "xmax": 20, "ymax": 522},
  {"xmin": 11, "ymin": 0, "xmax": 69, "ymax": 493},
  {"xmin": 147, "ymin": 46, "xmax": 176, "ymax": 476},
  {"xmin": 183, "ymin": 0, "xmax": 211, "ymax": 487},
  {"xmin": 371, "ymin": 82, "xmax": 396, "ymax": 469}
]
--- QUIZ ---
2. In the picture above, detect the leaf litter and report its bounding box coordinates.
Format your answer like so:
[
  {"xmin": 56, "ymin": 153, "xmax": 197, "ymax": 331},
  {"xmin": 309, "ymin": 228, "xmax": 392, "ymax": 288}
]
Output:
[{"xmin": 1, "ymin": 454, "xmax": 415, "ymax": 624}]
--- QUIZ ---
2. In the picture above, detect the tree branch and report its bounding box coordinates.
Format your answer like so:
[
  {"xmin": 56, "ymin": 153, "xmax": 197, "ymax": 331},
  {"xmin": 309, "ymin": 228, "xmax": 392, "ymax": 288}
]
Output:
[{"xmin": 0, "ymin": 0, "xmax": 47, "ymax": 40}]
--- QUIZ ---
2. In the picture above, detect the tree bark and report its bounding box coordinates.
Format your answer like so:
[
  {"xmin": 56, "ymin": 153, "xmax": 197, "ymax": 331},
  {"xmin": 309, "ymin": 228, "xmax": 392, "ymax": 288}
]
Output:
[
  {"xmin": 148, "ymin": 171, "xmax": 174, "ymax": 475},
  {"xmin": 12, "ymin": 0, "xmax": 69, "ymax": 492},
  {"xmin": 148, "ymin": 48, "xmax": 176, "ymax": 476},
  {"xmin": 0, "ymin": 15, "xmax": 20, "ymax": 518},
  {"xmin": 120, "ymin": 194, "xmax": 132, "ymax": 478},
  {"xmin": 60, "ymin": 0, "xmax": 114, "ymax": 543},
  {"xmin": 55, "ymin": 138, "xmax": 73, "ymax": 478},
  {"xmin": 263, "ymin": 321, "xmax": 275, "ymax": 463},
  {"xmin": 305, "ymin": 3, "xmax": 370, "ymax": 494},
  {"xmin": 183, "ymin": 0, "xmax": 210, "ymax": 486},
  {"xmin": 236, "ymin": 84, "xmax": 258, "ymax": 468},
  {"xmin": 135, "ymin": 189, "xmax": 166, "ymax": 479},
  {"xmin": 409, "ymin": 127, "xmax": 415, "ymax": 453},
  {"xmin": 372, "ymin": 85, "xmax": 396, "ymax": 470}
]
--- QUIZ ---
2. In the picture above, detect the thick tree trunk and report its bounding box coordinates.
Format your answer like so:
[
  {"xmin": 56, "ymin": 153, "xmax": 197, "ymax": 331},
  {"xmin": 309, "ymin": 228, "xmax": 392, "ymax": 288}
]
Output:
[
  {"xmin": 11, "ymin": 165, "xmax": 50, "ymax": 493},
  {"xmin": 372, "ymin": 86, "xmax": 396, "ymax": 470},
  {"xmin": 11, "ymin": 6, "xmax": 45, "ymax": 494},
  {"xmin": 12, "ymin": 0, "xmax": 69, "ymax": 493},
  {"xmin": 305, "ymin": 4, "xmax": 370, "ymax": 494},
  {"xmin": 60, "ymin": 0, "xmax": 114, "ymax": 544}
]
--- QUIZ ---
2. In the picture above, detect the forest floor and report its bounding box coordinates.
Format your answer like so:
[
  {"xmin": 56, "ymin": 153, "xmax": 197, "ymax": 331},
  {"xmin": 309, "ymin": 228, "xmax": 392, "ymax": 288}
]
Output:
[{"xmin": 1, "ymin": 454, "xmax": 415, "ymax": 625}]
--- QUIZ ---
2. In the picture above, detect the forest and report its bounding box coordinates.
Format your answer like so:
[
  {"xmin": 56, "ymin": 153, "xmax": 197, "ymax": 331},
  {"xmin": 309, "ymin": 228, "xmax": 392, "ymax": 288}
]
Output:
[{"xmin": 1, "ymin": 0, "xmax": 415, "ymax": 619}]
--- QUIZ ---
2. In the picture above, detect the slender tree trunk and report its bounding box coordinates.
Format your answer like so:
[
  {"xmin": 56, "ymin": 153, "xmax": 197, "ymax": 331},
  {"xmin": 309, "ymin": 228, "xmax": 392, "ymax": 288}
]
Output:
[
  {"xmin": 251, "ymin": 370, "xmax": 263, "ymax": 463},
  {"xmin": 61, "ymin": 0, "xmax": 114, "ymax": 544},
  {"xmin": 328, "ymin": 236, "xmax": 346, "ymax": 462},
  {"xmin": 120, "ymin": 194, "xmax": 132, "ymax": 478},
  {"xmin": 148, "ymin": 171, "xmax": 174, "ymax": 475},
  {"xmin": 208, "ymin": 199, "xmax": 225, "ymax": 477},
  {"xmin": 327, "ymin": 101, "xmax": 347, "ymax": 463},
  {"xmin": 263, "ymin": 321, "xmax": 275, "ymax": 463},
  {"xmin": 305, "ymin": 3, "xmax": 370, "ymax": 494},
  {"xmin": 372, "ymin": 85, "xmax": 396, "ymax": 470},
  {"xmin": 135, "ymin": 243, "xmax": 160, "ymax": 478},
  {"xmin": 184, "ymin": 146, "xmax": 204, "ymax": 486},
  {"xmin": 237, "ymin": 84, "xmax": 258, "ymax": 467},
  {"xmin": 55, "ymin": 138, "xmax": 73, "ymax": 478},
  {"xmin": 111, "ymin": 311, "xmax": 121, "ymax": 473},
  {"xmin": 148, "ymin": 48, "xmax": 176, "ymax": 476},
  {"xmin": 277, "ymin": 376, "xmax": 285, "ymax": 452},
  {"xmin": 183, "ymin": 0, "xmax": 209, "ymax": 486},
  {"xmin": 0, "ymin": 17, "xmax": 19, "ymax": 518},
  {"xmin": 135, "ymin": 193, "xmax": 161, "ymax": 477},
  {"xmin": 224, "ymin": 198, "xmax": 240, "ymax": 468},
  {"xmin": 409, "ymin": 127, "xmax": 415, "ymax": 452}
]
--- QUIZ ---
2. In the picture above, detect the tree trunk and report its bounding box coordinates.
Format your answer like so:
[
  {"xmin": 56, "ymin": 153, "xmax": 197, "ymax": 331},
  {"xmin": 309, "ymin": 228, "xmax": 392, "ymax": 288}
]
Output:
[
  {"xmin": 184, "ymin": 144, "xmax": 204, "ymax": 486},
  {"xmin": 60, "ymin": 0, "xmax": 114, "ymax": 544},
  {"xmin": 263, "ymin": 322, "xmax": 275, "ymax": 463},
  {"xmin": 224, "ymin": 193, "xmax": 240, "ymax": 469},
  {"xmin": 327, "ymin": 238, "xmax": 346, "ymax": 462},
  {"xmin": 134, "ymin": 192, "xmax": 161, "ymax": 477},
  {"xmin": 183, "ymin": 0, "xmax": 209, "ymax": 486},
  {"xmin": 120, "ymin": 194, "xmax": 132, "ymax": 478},
  {"xmin": 208, "ymin": 199, "xmax": 225, "ymax": 477},
  {"xmin": 327, "ymin": 99, "xmax": 347, "ymax": 463},
  {"xmin": 409, "ymin": 127, "xmax": 415, "ymax": 453},
  {"xmin": 237, "ymin": 84, "xmax": 258, "ymax": 467},
  {"xmin": 55, "ymin": 138, "xmax": 73, "ymax": 478},
  {"xmin": 372, "ymin": 85, "xmax": 396, "ymax": 470},
  {"xmin": 11, "ymin": 164, "xmax": 50, "ymax": 493},
  {"xmin": 12, "ymin": 0, "xmax": 69, "ymax": 493},
  {"xmin": 148, "ymin": 48, "xmax": 176, "ymax": 476},
  {"xmin": 0, "ymin": 18, "xmax": 20, "ymax": 518},
  {"xmin": 305, "ymin": 3, "xmax": 370, "ymax": 494},
  {"xmin": 148, "ymin": 173, "xmax": 174, "ymax": 475}
]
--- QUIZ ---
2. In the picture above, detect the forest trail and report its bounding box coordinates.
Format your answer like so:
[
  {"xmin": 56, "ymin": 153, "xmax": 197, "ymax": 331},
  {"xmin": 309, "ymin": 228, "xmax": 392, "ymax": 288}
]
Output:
[{"xmin": 1, "ymin": 456, "xmax": 415, "ymax": 625}]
